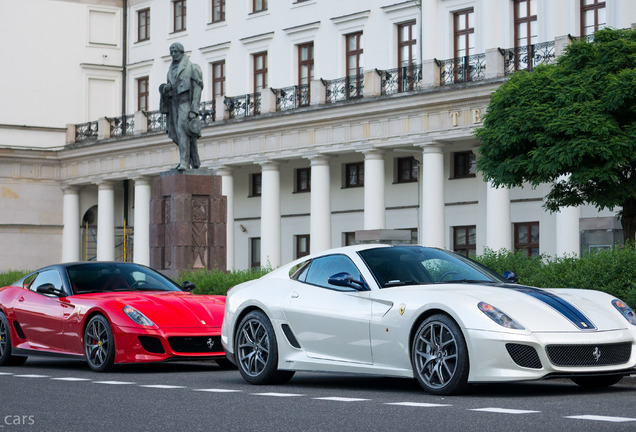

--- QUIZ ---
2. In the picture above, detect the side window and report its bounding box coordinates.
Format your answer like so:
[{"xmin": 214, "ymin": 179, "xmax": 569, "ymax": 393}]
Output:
[
  {"xmin": 304, "ymin": 254, "xmax": 362, "ymax": 291},
  {"xmin": 29, "ymin": 270, "xmax": 65, "ymax": 295}
]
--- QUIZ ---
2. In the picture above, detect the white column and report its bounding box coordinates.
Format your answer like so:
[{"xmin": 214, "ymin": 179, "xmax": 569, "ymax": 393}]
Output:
[
  {"xmin": 96, "ymin": 181, "xmax": 115, "ymax": 261},
  {"xmin": 62, "ymin": 186, "xmax": 80, "ymax": 262},
  {"xmin": 309, "ymin": 156, "xmax": 331, "ymax": 253},
  {"xmin": 260, "ymin": 162, "xmax": 281, "ymax": 268},
  {"xmin": 217, "ymin": 166, "xmax": 235, "ymax": 271},
  {"xmin": 556, "ymin": 207, "xmax": 581, "ymax": 257},
  {"xmin": 133, "ymin": 177, "xmax": 151, "ymax": 266},
  {"xmin": 486, "ymin": 182, "xmax": 512, "ymax": 251},
  {"xmin": 363, "ymin": 150, "xmax": 386, "ymax": 230},
  {"xmin": 420, "ymin": 144, "xmax": 445, "ymax": 247}
]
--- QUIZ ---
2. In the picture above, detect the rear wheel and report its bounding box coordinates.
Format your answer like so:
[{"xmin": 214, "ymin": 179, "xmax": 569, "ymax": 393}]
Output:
[
  {"xmin": 84, "ymin": 315, "xmax": 115, "ymax": 372},
  {"xmin": 571, "ymin": 375, "xmax": 623, "ymax": 388},
  {"xmin": 235, "ymin": 310, "xmax": 294, "ymax": 385},
  {"xmin": 411, "ymin": 314, "xmax": 469, "ymax": 395},
  {"xmin": 0, "ymin": 311, "xmax": 27, "ymax": 366}
]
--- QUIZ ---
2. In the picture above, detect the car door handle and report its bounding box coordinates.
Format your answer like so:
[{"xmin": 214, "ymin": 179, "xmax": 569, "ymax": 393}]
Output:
[{"xmin": 291, "ymin": 291, "xmax": 299, "ymax": 298}]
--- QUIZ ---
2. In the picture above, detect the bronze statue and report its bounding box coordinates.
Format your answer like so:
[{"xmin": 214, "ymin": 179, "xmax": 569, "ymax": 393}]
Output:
[{"xmin": 159, "ymin": 43, "xmax": 203, "ymax": 171}]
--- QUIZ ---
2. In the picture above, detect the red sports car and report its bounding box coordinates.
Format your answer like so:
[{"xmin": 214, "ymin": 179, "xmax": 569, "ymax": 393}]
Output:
[{"xmin": 0, "ymin": 262, "xmax": 228, "ymax": 371}]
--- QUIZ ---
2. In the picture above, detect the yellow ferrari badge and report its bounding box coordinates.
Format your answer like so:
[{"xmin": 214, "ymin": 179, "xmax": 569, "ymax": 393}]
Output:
[{"xmin": 399, "ymin": 304, "xmax": 406, "ymax": 315}]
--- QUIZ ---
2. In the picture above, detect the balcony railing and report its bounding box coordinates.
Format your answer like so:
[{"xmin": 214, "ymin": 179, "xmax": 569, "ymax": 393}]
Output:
[
  {"xmin": 325, "ymin": 75, "xmax": 364, "ymax": 103},
  {"xmin": 75, "ymin": 121, "xmax": 98, "ymax": 142},
  {"xmin": 438, "ymin": 53, "xmax": 486, "ymax": 85},
  {"xmin": 226, "ymin": 93, "xmax": 260, "ymax": 119},
  {"xmin": 274, "ymin": 85, "xmax": 310, "ymax": 111},
  {"xmin": 110, "ymin": 114, "xmax": 135, "ymax": 137},
  {"xmin": 199, "ymin": 100, "xmax": 216, "ymax": 126},
  {"xmin": 380, "ymin": 64, "xmax": 423, "ymax": 95},
  {"xmin": 502, "ymin": 40, "xmax": 556, "ymax": 75}
]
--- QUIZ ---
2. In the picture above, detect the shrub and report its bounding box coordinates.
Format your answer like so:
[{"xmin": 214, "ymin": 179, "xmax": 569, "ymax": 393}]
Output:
[
  {"xmin": 175, "ymin": 267, "xmax": 272, "ymax": 295},
  {"xmin": 0, "ymin": 270, "xmax": 31, "ymax": 288}
]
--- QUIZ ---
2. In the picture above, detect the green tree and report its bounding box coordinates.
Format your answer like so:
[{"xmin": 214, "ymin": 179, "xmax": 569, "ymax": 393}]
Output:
[{"xmin": 476, "ymin": 28, "xmax": 636, "ymax": 242}]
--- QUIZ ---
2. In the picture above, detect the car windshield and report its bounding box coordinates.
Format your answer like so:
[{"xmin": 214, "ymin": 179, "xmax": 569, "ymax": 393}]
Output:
[
  {"xmin": 358, "ymin": 246, "xmax": 506, "ymax": 288},
  {"xmin": 66, "ymin": 263, "xmax": 182, "ymax": 294}
]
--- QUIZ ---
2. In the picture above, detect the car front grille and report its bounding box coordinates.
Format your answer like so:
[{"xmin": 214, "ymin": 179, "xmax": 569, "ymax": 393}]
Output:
[
  {"xmin": 506, "ymin": 343, "xmax": 542, "ymax": 369},
  {"xmin": 546, "ymin": 342, "xmax": 632, "ymax": 367},
  {"xmin": 168, "ymin": 336, "xmax": 223, "ymax": 353}
]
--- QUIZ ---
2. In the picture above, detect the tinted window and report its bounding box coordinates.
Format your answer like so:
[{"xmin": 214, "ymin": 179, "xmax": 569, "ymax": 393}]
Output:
[
  {"xmin": 30, "ymin": 269, "xmax": 65, "ymax": 295},
  {"xmin": 304, "ymin": 254, "xmax": 363, "ymax": 290}
]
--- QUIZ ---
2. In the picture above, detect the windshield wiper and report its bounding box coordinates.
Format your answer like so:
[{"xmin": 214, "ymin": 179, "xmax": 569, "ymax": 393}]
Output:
[
  {"xmin": 435, "ymin": 279, "xmax": 492, "ymax": 284},
  {"xmin": 383, "ymin": 280, "xmax": 426, "ymax": 287}
]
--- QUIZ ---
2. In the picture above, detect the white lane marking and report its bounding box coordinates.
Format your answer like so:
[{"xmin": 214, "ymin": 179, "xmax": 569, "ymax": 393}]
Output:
[
  {"xmin": 93, "ymin": 381, "xmax": 136, "ymax": 385},
  {"xmin": 51, "ymin": 377, "xmax": 92, "ymax": 381},
  {"xmin": 314, "ymin": 397, "xmax": 370, "ymax": 402},
  {"xmin": 470, "ymin": 408, "xmax": 540, "ymax": 414},
  {"xmin": 566, "ymin": 415, "xmax": 636, "ymax": 423},
  {"xmin": 252, "ymin": 392, "xmax": 304, "ymax": 397},
  {"xmin": 386, "ymin": 402, "xmax": 452, "ymax": 408},
  {"xmin": 14, "ymin": 374, "xmax": 50, "ymax": 378},
  {"xmin": 139, "ymin": 384, "xmax": 186, "ymax": 389},
  {"xmin": 0, "ymin": 372, "xmax": 14, "ymax": 375},
  {"xmin": 193, "ymin": 388, "xmax": 243, "ymax": 393}
]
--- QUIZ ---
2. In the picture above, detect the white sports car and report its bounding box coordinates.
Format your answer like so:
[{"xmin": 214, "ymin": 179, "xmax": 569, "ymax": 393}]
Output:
[{"xmin": 221, "ymin": 244, "xmax": 636, "ymax": 395}]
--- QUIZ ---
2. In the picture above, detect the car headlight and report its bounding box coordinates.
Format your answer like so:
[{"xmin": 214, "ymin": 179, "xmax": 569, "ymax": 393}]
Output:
[
  {"xmin": 612, "ymin": 299, "xmax": 636, "ymax": 325},
  {"xmin": 123, "ymin": 306, "xmax": 155, "ymax": 327},
  {"xmin": 478, "ymin": 302, "xmax": 524, "ymax": 330}
]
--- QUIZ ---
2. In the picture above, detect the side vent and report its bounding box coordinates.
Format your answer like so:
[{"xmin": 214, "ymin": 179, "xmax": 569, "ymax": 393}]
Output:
[
  {"xmin": 281, "ymin": 324, "xmax": 302, "ymax": 349},
  {"xmin": 13, "ymin": 321, "xmax": 26, "ymax": 339}
]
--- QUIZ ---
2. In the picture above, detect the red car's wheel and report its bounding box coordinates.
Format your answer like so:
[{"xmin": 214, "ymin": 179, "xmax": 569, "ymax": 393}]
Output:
[
  {"xmin": 0, "ymin": 311, "xmax": 27, "ymax": 366},
  {"xmin": 84, "ymin": 315, "xmax": 115, "ymax": 372}
]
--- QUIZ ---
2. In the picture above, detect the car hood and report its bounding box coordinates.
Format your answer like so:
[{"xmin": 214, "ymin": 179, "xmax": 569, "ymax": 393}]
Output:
[
  {"xmin": 380, "ymin": 283, "xmax": 629, "ymax": 332},
  {"xmin": 77, "ymin": 291, "xmax": 225, "ymax": 328}
]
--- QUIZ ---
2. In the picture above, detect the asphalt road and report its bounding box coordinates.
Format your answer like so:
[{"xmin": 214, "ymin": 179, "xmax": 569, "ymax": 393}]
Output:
[{"xmin": 0, "ymin": 358, "xmax": 635, "ymax": 432}]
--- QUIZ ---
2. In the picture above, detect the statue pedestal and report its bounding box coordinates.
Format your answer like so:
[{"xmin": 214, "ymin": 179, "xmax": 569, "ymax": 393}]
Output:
[{"xmin": 150, "ymin": 169, "xmax": 226, "ymax": 277}]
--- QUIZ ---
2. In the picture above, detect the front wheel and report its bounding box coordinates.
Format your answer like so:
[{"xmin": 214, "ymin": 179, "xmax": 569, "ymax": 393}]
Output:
[
  {"xmin": 84, "ymin": 315, "xmax": 115, "ymax": 372},
  {"xmin": 235, "ymin": 310, "xmax": 294, "ymax": 385},
  {"xmin": 411, "ymin": 314, "xmax": 469, "ymax": 395},
  {"xmin": 0, "ymin": 311, "xmax": 27, "ymax": 366}
]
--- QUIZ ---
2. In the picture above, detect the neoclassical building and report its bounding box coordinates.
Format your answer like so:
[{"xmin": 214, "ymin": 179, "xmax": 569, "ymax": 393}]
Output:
[{"xmin": 1, "ymin": 0, "xmax": 633, "ymax": 272}]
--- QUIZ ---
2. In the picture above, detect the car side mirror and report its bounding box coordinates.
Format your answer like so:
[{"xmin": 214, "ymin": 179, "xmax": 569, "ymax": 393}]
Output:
[
  {"xmin": 327, "ymin": 272, "xmax": 366, "ymax": 291},
  {"xmin": 502, "ymin": 271, "xmax": 519, "ymax": 284},
  {"xmin": 36, "ymin": 283, "xmax": 65, "ymax": 296},
  {"xmin": 182, "ymin": 281, "xmax": 196, "ymax": 292}
]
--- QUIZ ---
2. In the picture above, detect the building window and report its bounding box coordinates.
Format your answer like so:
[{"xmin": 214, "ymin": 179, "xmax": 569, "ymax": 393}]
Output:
[
  {"xmin": 295, "ymin": 235, "xmax": 310, "ymax": 259},
  {"xmin": 515, "ymin": 222, "xmax": 540, "ymax": 257},
  {"xmin": 212, "ymin": 60, "xmax": 225, "ymax": 100},
  {"xmin": 295, "ymin": 168, "xmax": 311, "ymax": 193},
  {"xmin": 253, "ymin": 0, "xmax": 267, "ymax": 13},
  {"xmin": 346, "ymin": 32, "xmax": 363, "ymax": 98},
  {"xmin": 396, "ymin": 157, "xmax": 418, "ymax": 183},
  {"xmin": 453, "ymin": 226, "xmax": 476, "ymax": 257},
  {"xmin": 137, "ymin": 8, "xmax": 150, "ymax": 42},
  {"xmin": 581, "ymin": 0, "xmax": 606, "ymax": 36},
  {"xmin": 298, "ymin": 42, "xmax": 314, "ymax": 106},
  {"xmin": 212, "ymin": 0, "xmax": 225, "ymax": 23},
  {"xmin": 173, "ymin": 0, "xmax": 186, "ymax": 32},
  {"xmin": 397, "ymin": 20, "xmax": 417, "ymax": 91},
  {"xmin": 250, "ymin": 173, "xmax": 262, "ymax": 197},
  {"xmin": 250, "ymin": 237, "xmax": 261, "ymax": 268},
  {"xmin": 345, "ymin": 162, "xmax": 364, "ymax": 188},
  {"xmin": 344, "ymin": 232, "xmax": 356, "ymax": 246},
  {"xmin": 453, "ymin": 8, "xmax": 474, "ymax": 81},
  {"xmin": 137, "ymin": 76, "xmax": 149, "ymax": 111},
  {"xmin": 253, "ymin": 52, "xmax": 268, "ymax": 94},
  {"xmin": 452, "ymin": 151, "xmax": 476, "ymax": 178},
  {"xmin": 514, "ymin": 0, "xmax": 537, "ymax": 71}
]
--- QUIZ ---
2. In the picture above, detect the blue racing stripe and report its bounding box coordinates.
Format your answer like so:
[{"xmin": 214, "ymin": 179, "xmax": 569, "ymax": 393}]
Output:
[{"xmin": 512, "ymin": 286, "xmax": 596, "ymax": 330}]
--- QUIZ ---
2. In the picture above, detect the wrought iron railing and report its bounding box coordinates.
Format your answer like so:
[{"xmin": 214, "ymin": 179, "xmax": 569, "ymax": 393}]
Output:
[
  {"xmin": 438, "ymin": 53, "xmax": 486, "ymax": 85},
  {"xmin": 146, "ymin": 110, "xmax": 166, "ymax": 132},
  {"xmin": 502, "ymin": 40, "xmax": 556, "ymax": 75},
  {"xmin": 325, "ymin": 75, "xmax": 364, "ymax": 103},
  {"xmin": 199, "ymin": 100, "xmax": 216, "ymax": 126},
  {"xmin": 380, "ymin": 65, "xmax": 423, "ymax": 95},
  {"xmin": 75, "ymin": 121, "xmax": 98, "ymax": 143},
  {"xmin": 274, "ymin": 85, "xmax": 310, "ymax": 111},
  {"xmin": 110, "ymin": 114, "xmax": 135, "ymax": 137},
  {"xmin": 226, "ymin": 93, "xmax": 260, "ymax": 119}
]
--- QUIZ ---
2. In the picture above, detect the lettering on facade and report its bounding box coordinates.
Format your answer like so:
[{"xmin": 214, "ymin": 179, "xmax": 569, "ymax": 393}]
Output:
[
  {"xmin": 472, "ymin": 109, "xmax": 482, "ymax": 123},
  {"xmin": 450, "ymin": 111, "xmax": 460, "ymax": 127}
]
